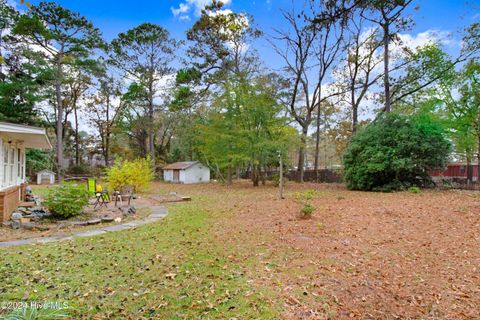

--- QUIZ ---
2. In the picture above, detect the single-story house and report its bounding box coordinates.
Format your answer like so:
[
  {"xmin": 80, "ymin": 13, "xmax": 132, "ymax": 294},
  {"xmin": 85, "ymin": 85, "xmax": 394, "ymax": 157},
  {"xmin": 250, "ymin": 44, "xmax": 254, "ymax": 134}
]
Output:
[
  {"xmin": 163, "ymin": 161, "xmax": 210, "ymax": 184},
  {"xmin": 0, "ymin": 122, "xmax": 52, "ymax": 222},
  {"xmin": 430, "ymin": 163, "xmax": 479, "ymax": 182}
]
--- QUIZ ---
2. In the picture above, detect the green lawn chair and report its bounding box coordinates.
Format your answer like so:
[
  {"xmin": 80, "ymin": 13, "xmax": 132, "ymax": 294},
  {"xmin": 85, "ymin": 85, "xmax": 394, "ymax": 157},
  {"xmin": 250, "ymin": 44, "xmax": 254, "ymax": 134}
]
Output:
[{"xmin": 87, "ymin": 178, "xmax": 96, "ymax": 196}]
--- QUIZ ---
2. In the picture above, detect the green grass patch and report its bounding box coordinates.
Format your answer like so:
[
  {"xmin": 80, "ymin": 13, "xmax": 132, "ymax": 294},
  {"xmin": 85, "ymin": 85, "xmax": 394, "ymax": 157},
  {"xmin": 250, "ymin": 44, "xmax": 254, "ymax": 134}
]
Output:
[{"xmin": 0, "ymin": 202, "xmax": 279, "ymax": 319}]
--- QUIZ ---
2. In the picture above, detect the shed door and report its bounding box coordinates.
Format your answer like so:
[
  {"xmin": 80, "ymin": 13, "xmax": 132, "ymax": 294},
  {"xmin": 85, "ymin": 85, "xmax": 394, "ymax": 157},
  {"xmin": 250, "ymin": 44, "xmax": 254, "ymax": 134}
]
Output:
[
  {"xmin": 173, "ymin": 170, "xmax": 180, "ymax": 182},
  {"xmin": 41, "ymin": 173, "xmax": 51, "ymax": 185}
]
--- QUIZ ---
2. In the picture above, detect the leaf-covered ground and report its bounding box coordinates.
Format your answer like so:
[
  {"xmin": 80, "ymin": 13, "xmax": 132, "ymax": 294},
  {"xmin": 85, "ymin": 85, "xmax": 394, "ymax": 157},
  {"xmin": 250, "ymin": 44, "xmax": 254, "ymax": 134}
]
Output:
[{"xmin": 1, "ymin": 181, "xmax": 479, "ymax": 319}]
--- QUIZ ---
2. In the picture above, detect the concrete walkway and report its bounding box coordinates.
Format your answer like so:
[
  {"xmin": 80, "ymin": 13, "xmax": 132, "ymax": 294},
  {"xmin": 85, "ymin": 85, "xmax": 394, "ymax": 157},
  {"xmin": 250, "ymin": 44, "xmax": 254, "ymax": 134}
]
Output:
[{"xmin": 0, "ymin": 206, "xmax": 167, "ymax": 248}]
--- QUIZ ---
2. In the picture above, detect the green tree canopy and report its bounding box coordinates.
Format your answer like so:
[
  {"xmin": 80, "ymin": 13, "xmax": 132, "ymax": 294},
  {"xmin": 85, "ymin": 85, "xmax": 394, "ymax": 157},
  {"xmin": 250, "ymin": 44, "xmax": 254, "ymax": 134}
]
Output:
[{"xmin": 343, "ymin": 113, "xmax": 451, "ymax": 191}]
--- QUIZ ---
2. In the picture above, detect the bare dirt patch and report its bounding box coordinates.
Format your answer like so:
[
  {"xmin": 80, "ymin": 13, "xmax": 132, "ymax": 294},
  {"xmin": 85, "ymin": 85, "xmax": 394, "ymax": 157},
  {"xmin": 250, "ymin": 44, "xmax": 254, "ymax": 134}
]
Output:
[{"xmin": 155, "ymin": 181, "xmax": 480, "ymax": 319}]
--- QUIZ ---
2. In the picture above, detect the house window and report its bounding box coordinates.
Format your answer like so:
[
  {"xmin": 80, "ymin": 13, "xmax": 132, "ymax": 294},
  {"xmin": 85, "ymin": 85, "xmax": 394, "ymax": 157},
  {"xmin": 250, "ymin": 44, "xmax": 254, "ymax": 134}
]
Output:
[
  {"xmin": 9, "ymin": 146, "xmax": 14, "ymax": 184},
  {"xmin": 3, "ymin": 143, "xmax": 8, "ymax": 186},
  {"xmin": 17, "ymin": 148, "xmax": 24, "ymax": 180},
  {"xmin": 460, "ymin": 166, "xmax": 466, "ymax": 174}
]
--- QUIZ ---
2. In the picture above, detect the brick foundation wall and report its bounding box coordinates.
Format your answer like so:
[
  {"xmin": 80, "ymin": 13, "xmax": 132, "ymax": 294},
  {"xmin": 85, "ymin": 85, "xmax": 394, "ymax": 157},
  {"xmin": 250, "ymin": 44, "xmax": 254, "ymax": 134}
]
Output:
[{"xmin": 0, "ymin": 186, "xmax": 21, "ymax": 222}]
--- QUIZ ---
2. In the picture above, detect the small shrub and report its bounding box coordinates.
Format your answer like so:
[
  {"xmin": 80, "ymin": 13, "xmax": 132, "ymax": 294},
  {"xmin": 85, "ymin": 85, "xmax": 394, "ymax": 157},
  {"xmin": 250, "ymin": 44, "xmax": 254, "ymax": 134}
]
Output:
[
  {"xmin": 106, "ymin": 158, "xmax": 154, "ymax": 192},
  {"xmin": 272, "ymin": 173, "xmax": 282, "ymax": 187},
  {"xmin": 294, "ymin": 189, "xmax": 316, "ymax": 201},
  {"xmin": 43, "ymin": 182, "xmax": 89, "ymax": 219},
  {"xmin": 408, "ymin": 186, "xmax": 421, "ymax": 193},
  {"xmin": 294, "ymin": 189, "xmax": 317, "ymax": 218},
  {"xmin": 300, "ymin": 203, "xmax": 315, "ymax": 218}
]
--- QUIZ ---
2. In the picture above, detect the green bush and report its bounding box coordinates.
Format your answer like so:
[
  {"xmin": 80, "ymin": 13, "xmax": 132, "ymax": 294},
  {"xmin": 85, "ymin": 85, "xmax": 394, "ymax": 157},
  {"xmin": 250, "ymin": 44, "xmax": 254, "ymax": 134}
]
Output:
[
  {"xmin": 343, "ymin": 113, "xmax": 451, "ymax": 191},
  {"xmin": 272, "ymin": 173, "xmax": 286, "ymax": 187},
  {"xmin": 300, "ymin": 203, "xmax": 315, "ymax": 217},
  {"xmin": 106, "ymin": 158, "xmax": 154, "ymax": 192},
  {"xmin": 26, "ymin": 149, "xmax": 54, "ymax": 176},
  {"xmin": 408, "ymin": 186, "xmax": 421, "ymax": 193},
  {"xmin": 68, "ymin": 164, "xmax": 90, "ymax": 175},
  {"xmin": 43, "ymin": 182, "xmax": 89, "ymax": 219},
  {"xmin": 294, "ymin": 190, "xmax": 317, "ymax": 218}
]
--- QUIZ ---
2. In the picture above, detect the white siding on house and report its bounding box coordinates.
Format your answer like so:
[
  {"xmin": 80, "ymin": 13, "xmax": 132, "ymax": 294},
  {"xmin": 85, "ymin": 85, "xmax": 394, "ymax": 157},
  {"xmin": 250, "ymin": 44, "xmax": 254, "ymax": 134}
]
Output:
[{"xmin": 0, "ymin": 136, "xmax": 26, "ymax": 190}]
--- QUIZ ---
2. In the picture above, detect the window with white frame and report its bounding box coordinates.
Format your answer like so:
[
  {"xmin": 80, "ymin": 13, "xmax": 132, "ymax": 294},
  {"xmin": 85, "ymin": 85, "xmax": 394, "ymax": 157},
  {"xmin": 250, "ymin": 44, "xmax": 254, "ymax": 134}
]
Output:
[
  {"xmin": 17, "ymin": 148, "xmax": 22, "ymax": 180},
  {"xmin": 9, "ymin": 146, "xmax": 14, "ymax": 184},
  {"xmin": 3, "ymin": 143, "xmax": 8, "ymax": 186},
  {"xmin": 20, "ymin": 149, "xmax": 24, "ymax": 180}
]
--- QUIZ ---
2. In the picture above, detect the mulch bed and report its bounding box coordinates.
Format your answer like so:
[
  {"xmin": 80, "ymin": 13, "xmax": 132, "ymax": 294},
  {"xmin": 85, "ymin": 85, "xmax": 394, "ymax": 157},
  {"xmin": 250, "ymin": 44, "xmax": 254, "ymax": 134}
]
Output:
[{"xmin": 176, "ymin": 181, "xmax": 480, "ymax": 319}]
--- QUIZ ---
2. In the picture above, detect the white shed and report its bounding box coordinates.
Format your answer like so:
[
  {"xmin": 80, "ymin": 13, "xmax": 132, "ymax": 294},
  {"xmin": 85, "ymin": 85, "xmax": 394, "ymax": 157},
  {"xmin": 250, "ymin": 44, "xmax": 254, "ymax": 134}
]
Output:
[
  {"xmin": 37, "ymin": 169, "xmax": 56, "ymax": 185},
  {"xmin": 163, "ymin": 161, "xmax": 210, "ymax": 184}
]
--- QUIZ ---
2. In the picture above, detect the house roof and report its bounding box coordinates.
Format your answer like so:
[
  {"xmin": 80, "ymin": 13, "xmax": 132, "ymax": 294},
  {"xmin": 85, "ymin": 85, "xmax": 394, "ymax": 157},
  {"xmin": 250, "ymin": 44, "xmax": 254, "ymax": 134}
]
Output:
[
  {"xmin": 0, "ymin": 122, "xmax": 52, "ymax": 149},
  {"xmin": 163, "ymin": 161, "xmax": 199, "ymax": 170}
]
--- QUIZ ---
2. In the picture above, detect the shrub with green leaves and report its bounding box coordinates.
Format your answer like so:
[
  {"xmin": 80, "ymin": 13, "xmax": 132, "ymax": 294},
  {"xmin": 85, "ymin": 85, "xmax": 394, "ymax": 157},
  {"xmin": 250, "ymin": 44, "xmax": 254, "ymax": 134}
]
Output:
[
  {"xmin": 343, "ymin": 113, "xmax": 451, "ymax": 191},
  {"xmin": 408, "ymin": 186, "xmax": 421, "ymax": 194},
  {"xmin": 43, "ymin": 183, "xmax": 89, "ymax": 219},
  {"xmin": 300, "ymin": 203, "xmax": 315, "ymax": 217},
  {"xmin": 105, "ymin": 158, "xmax": 154, "ymax": 192},
  {"xmin": 294, "ymin": 189, "xmax": 317, "ymax": 218},
  {"xmin": 272, "ymin": 173, "xmax": 286, "ymax": 187}
]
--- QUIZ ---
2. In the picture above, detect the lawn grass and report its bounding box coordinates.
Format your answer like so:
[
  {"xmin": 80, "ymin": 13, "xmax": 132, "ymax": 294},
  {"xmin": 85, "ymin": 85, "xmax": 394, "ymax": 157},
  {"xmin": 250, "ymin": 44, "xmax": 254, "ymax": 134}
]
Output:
[
  {"xmin": 4, "ymin": 181, "xmax": 479, "ymax": 318},
  {"xmin": 0, "ymin": 200, "xmax": 280, "ymax": 319}
]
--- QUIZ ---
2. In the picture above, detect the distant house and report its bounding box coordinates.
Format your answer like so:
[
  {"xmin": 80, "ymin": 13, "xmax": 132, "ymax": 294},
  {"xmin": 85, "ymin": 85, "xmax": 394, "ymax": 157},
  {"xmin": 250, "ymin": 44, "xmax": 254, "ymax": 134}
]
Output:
[
  {"xmin": 163, "ymin": 161, "xmax": 210, "ymax": 184},
  {"xmin": 0, "ymin": 122, "xmax": 52, "ymax": 222},
  {"xmin": 430, "ymin": 163, "xmax": 479, "ymax": 182}
]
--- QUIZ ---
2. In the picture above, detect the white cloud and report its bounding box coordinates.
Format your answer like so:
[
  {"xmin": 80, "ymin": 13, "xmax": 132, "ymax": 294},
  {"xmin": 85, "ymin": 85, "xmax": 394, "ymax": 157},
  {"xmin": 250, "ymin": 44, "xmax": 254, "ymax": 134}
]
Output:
[
  {"xmin": 171, "ymin": 3, "xmax": 190, "ymax": 17},
  {"xmin": 171, "ymin": 0, "xmax": 232, "ymax": 21},
  {"xmin": 179, "ymin": 15, "xmax": 191, "ymax": 22},
  {"xmin": 397, "ymin": 30, "xmax": 455, "ymax": 51}
]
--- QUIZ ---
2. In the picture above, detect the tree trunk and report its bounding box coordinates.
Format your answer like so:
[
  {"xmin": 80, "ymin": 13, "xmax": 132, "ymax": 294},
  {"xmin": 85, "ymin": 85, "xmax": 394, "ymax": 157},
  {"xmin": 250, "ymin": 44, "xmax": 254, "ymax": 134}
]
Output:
[
  {"xmin": 54, "ymin": 58, "xmax": 64, "ymax": 181},
  {"xmin": 105, "ymin": 94, "xmax": 111, "ymax": 166},
  {"xmin": 382, "ymin": 19, "xmax": 391, "ymax": 113},
  {"xmin": 314, "ymin": 102, "xmax": 321, "ymax": 181},
  {"xmin": 74, "ymin": 103, "xmax": 80, "ymax": 166},
  {"xmin": 252, "ymin": 164, "xmax": 259, "ymax": 187},
  {"xmin": 279, "ymin": 154, "xmax": 284, "ymax": 199},
  {"xmin": 148, "ymin": 78, "xmax": 155, "ymax": 163},
  {"xmin": 466, "ymin": 155, "xmax": 473, "ymax": 185},
  {"xmin": 352, "ymin": 102, "xmax": 358, "ymax": 134},
  {"xmin": 297, "ymin": 127, "xmax": 308, "ymax": 183},
  {"xmin": 261, "ymin": 165, "xmax": 266, "ymax": 186},
  {"xmin": 226, "ymin": 167, "xmax": 232, "ymax": 186}
]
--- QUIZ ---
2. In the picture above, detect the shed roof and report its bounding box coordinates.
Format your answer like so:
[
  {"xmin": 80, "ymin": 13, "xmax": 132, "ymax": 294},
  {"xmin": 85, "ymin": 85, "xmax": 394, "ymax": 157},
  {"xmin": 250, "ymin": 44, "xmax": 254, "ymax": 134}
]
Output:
[
  {"xmin": 163, "ymin": 161, "xmax": 199, "ymax": 170},
  {"xmin": 0, "ymin": 122, "xmax": 52, "ymax": 149},
  {"xmin": 37, "ymin": 169, "xmax": 55, "ymax": 175}
]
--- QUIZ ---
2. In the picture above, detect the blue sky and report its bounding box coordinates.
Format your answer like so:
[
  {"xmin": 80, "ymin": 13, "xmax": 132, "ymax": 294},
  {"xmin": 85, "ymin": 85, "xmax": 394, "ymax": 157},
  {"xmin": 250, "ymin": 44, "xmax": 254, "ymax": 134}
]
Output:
[{"xmin": 16, "ymin": 0, "xmax": 480, "ymax": 70}]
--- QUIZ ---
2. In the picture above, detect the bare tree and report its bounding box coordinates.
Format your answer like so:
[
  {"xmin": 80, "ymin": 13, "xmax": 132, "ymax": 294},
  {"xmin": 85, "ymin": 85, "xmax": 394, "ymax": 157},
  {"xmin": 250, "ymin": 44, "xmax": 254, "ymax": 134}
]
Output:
[
  {"xmin": 272, "ymin": 7, "xmax": 318, "ymax": 182},
  {"xmin": 309, "ymin": 0, "xmax": 348, "ymax": 180},
  {"xmin": 360, "ymin": 0, "xmax": 413, "ymax": 112},
  {"xmin": 334, "ymin": 10, "xmax": 383, "ymax": 133},
  {"xmin": 272, "ymin": 1, "xmax": 350, "ymax": 181},
  {"xmin": 86, "ymin": 76, "xmax": 123, "ymax": 166}
]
